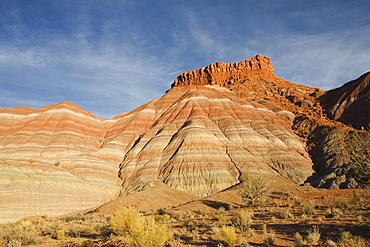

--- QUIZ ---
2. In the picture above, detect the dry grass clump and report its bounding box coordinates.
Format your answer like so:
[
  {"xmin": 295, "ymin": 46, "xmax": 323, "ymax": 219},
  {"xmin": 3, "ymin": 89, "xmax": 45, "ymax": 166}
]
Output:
[
  {"xmin": 110, "ymin": 207, "xmax": 172, "ymax": 247},
  {"xmin": 302, "ymin": 200, "xmax": 316, "ymax": 216},
  {"xmin": 326, "ymin": 197, "xmax": 349, "ymax": 217},
  {"xmin": 330, "ymin": 197, "xmax": 348, "ymax": 210},
  {"xmin": 273, "ymin": 206, "xmax": 293, "ymax": 219},
  {"xmin": 336, "ymin": 231, "xmax": 369, "ymax": 247}
]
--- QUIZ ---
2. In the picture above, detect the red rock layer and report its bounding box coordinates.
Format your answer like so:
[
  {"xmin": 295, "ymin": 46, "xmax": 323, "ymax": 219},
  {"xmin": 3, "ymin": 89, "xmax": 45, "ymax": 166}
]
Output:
[
  {"xmin": 319, "ymin": 72, "xmax": 370, "ymax": 129},
  {"xmin": 172, "ymin": 55, "xmax": 275, "ymax": 88}
]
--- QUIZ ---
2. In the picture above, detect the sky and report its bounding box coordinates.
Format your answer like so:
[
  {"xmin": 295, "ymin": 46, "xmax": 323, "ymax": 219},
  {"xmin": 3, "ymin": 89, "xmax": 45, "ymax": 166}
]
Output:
[{"xmin": 0, "ymin": 0, "xmax": 369, "ymax": 118}]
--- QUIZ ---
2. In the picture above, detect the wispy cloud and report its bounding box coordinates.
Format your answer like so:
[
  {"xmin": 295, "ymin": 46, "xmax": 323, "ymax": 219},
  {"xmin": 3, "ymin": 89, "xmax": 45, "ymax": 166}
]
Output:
[{"xmin": 0, "ymin": 0, "xmax": 369, "ymax": 117}]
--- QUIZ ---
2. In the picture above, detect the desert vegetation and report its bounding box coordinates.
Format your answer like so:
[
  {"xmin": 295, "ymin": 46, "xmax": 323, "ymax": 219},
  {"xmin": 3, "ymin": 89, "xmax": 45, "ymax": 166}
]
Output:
[
  {"xmin": 344, "ymin": 130, "xmax": 370, "ymax": 188},
  {"xmin": 0, "ymin": 186, "xmax": 369, "ymax": 247}
]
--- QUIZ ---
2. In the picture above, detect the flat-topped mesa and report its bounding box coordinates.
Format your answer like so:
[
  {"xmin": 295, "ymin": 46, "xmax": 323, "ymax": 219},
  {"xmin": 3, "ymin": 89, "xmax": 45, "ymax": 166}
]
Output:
[{"xmin": 171, "ymin": 54, "xmax": 275, "ymax": 88}]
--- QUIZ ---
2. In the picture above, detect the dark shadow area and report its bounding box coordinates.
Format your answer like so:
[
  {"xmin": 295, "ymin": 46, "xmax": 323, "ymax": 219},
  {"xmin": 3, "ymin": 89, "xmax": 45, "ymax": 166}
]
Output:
[{"xmin": 201, "ymin": 200, "xmax": 231, "ymax": 210}]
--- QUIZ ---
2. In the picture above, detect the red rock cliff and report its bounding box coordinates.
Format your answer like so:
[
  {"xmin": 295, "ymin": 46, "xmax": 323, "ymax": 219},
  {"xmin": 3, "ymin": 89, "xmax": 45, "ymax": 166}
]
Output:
[{"xmin": 172, "ymin": 54, "xmax": 275, "ymax": 88}]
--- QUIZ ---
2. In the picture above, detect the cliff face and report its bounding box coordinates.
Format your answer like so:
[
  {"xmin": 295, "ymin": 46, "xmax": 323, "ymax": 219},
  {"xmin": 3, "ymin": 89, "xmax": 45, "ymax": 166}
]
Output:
[
  {"xmin": 320, "ymin": 71, "xmax": 370, "ymax": 129},
  {"xmin": 0, "ymin": 55, "xmax": 368, "ymax": 223},
  {"xmin": 172, "ymin": 54, "xmax": 275, "ymax": 88}
]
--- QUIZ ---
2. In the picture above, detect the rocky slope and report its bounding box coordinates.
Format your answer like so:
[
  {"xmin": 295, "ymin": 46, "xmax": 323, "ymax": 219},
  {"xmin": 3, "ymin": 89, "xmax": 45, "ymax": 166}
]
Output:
[
  {"xmin": 0, "ymin": 55, "xmax": 368, "ymax": 223},
  {"xmin": 0, "ymin": 102, "xmax": 121, "ymax": 223},
  {"xmin": 319, "ymin": 71, "xmax": 370, "ymax": 129}
]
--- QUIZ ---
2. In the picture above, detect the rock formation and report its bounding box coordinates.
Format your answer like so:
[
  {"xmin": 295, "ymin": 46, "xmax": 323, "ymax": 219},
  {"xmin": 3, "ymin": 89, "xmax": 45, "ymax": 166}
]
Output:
[
  {"xmin": 172, "ymin": 54, "xmax": 276, "ymax": 87},
  {"xmin": 0, "ymin": 55, "xmax": 368, "ymax": 223},
  {"xmin": 0, "ymin": 102, "xmax": 121, "ymax": 223},
  {"xmin": 319, "ymin": 71, "xmax": 370, "ymax": 129},
  {"xmin": 118, "ymin": 85, "xmax": 313, "ymax": 197}
]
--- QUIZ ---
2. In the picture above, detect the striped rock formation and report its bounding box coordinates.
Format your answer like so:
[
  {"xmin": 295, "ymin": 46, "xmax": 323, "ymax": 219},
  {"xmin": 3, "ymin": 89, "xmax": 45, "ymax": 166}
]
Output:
[
  {"xmin": 0, "ymin": 55, "xmax": 317, "ymax": 222},
  {"xmin": 0, "ymin": 102, "xmax": 121, "ymax": 223},
  {"xmin": 118, "ymin": 85, "xmax": 314, "ymax": 197}
]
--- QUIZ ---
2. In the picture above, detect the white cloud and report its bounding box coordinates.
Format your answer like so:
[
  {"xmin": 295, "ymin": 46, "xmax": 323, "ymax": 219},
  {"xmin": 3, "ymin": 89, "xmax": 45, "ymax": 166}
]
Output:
[
  {"xmin": 0, "ymin": 31, "xmax": 175, "ymax": 118},
  {"xmin": 1, "ymin": 0, "xmax": 369, "ymax": 118}
]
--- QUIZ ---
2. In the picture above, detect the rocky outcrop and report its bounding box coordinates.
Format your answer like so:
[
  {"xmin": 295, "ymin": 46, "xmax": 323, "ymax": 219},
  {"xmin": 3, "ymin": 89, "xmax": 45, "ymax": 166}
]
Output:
[
  {"xmin": 320, "ymin": 72, "xmax": 370, "ymax": 129},
  {"xmin": 172, "ymin": 54, "xmax": 275, "ymax": 88}
]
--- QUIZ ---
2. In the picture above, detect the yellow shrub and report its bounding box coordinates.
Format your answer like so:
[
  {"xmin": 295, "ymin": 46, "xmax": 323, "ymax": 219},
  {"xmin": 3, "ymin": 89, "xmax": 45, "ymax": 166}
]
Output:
[
  {"xmin": 220, "ymin": 225, "xmax": 238, "ymax": 247},
  {"xmin": 110, "ymin": 207, "xmax": 171, "ymax": 247}
]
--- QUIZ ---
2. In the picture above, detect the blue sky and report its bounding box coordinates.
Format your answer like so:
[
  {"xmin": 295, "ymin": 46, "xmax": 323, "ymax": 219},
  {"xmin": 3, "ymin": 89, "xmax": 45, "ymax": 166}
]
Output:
[{"xmin": 1, "ymin": 0, "xmax": 369, "ymax": 118}]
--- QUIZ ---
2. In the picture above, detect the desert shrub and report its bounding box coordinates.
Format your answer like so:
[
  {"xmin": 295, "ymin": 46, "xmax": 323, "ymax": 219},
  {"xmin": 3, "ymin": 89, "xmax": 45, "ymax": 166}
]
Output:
[
  {"xmin": 294, "ymin": 232, "xmax": 306, "ymax": 247},
  {"xmin": 330, "ymin": 197, "xmax": 348, "ymax": 210},
  {"xmin": 38, "ymin": 220, "xmax": 65, "ymax": 239},
  {"xmin": 220, "ymin": 226, "xmax": 238, "ymax": 247},
  {"xmin": 263, "ymin": 230, "xmax": 275, "ymax": 247},
  {"xmin": 0, "ymin": 220, "xmax": 40, "ymax": 246},
  {"xmin": 110, "ymin": 207, "xmax": 171, "ymax": 247},
  {"xmin": 306, "ymin": 226, "xmax": 320, "ymax": 246},
  {"xmin": 66, "ymin": 223, "xmax": 82, "ymax": 238},
  {"xmin": 337, "ymin": 231, "xmax": 369, "ymax": 247},
  {"xmin": 56, "ymin": 229, "xmax": 65, "ymax": 240},
  {"xmin": 273, "ymin": 206, "xmax": 293, "ymax": 219},
  {"xmin": 156, "ymin": 208, "xmax": 166, "ymax": 215},
  {"xmin": 294, "ymin": 226, "xmax": 320, "ymax": 247},
  {"xmin": 240, "ymin": 176, "xmax": 269, "ymax": 205},
  {"xmin": 302, "ymin": 200, "xmax": 315, "ymax": 215},
  {"xmin": 326, "ymin": 207, "xmax": 343, "ymax": 217},
  {"xmin": 291, "ymin": 196, "xmax": 303, "ymax": 206},
  {"xmin": 215, "ymin": 214, "xmax": 225, "ymax": 222},
  {"xmin": 352, "ymin": 191, "xmax": 366, "ymax": 206},
  {"xmin": 344, "ymin": 131, "xmax": 370, "ymax": 188},
  {"xmin": 154, "ymin": 214, "xmax": 171, "ymax": 223},
  {"xmin": 231, "ymin": 210, "xmax": 253, "ymax": 232}
]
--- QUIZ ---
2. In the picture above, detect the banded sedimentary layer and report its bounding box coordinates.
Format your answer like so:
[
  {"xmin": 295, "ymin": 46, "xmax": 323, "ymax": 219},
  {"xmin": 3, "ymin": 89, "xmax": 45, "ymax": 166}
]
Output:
[
  {"xmin": 2, "ymin": 54, "xmax": 367, "ymax": 223},
  {"xmin": 0, "ymin": 102, "xmax": 121, "ymax": 222}
]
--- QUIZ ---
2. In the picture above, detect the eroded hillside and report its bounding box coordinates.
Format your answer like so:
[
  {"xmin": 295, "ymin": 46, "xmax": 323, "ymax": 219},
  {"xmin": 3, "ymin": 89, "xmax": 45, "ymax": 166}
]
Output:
[{"xmin": 0, "ymin": 55, "xmax": 368, "ymax": 223}]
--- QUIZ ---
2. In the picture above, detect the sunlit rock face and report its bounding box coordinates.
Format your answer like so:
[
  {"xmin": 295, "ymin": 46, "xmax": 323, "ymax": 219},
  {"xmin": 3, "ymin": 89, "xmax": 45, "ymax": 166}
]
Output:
[
  {"xmin": 172, "ymin": 54, "xmax": 275, "ymax": 88},
  {"xmin": 118, "ymin": 85, "xmax": 313, "ymax": 197}
]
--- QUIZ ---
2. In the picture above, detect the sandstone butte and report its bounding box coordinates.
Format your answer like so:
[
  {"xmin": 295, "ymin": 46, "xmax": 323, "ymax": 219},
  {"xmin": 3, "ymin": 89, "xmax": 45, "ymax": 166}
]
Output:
[{"xmin": 0, "ymin": 55, "xmax": 368, "ymax": 223}]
